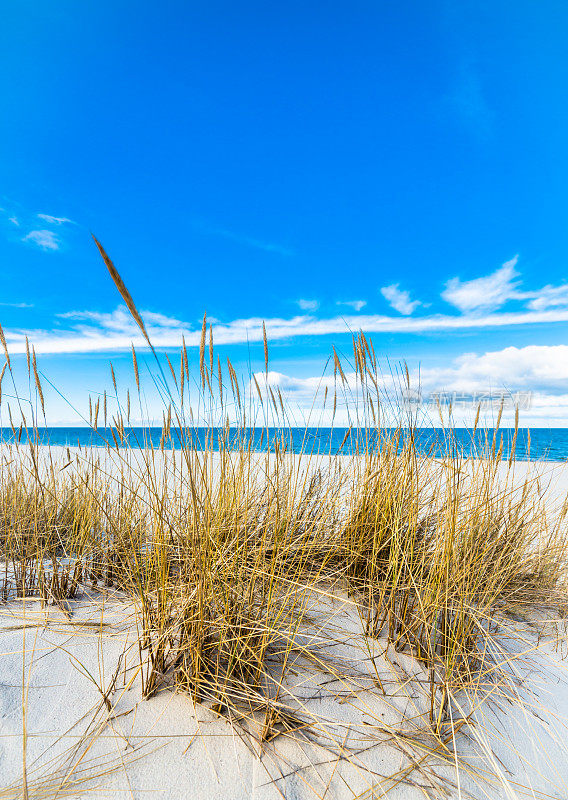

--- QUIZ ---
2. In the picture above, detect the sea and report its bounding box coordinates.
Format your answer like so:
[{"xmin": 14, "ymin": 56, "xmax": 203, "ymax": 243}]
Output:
[{"xmin": 0, "ymin": 427, "xmax": 567, "ymax": 462}]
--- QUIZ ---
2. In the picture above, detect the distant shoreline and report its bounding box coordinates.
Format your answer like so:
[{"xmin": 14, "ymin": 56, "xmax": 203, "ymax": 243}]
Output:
[{"xmin": 1, "ymin": 426, "xmax": 566, "ymax": 461}]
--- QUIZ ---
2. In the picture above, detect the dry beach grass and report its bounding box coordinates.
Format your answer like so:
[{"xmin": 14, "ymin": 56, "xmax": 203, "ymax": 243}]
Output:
[{"xmin": 0, "ymin": 242, "xmax": 568, "ymax": 798}]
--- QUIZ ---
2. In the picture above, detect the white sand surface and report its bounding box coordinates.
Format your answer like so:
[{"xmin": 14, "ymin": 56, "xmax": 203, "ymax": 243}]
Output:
[{"xmin": 1, "ymin": 590, "xmax": 568, "ymax": 799}]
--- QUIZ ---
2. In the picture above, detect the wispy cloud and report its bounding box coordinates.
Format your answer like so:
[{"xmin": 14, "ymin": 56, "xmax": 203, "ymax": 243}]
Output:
[
  {"xmin": 198, "ymin": 222, "xmax": 294, "ymax": 257},
  {"xmin": 4, "ymin": 302, "xmax": 568, "ymax": 356},
  {"xmin": 442, "ymin": 256, "xmax": 520, "ymax": 313},
  {"xmin": 525, "ymin": 284, "xmax": 568, "ymax": 311},
  {"xmin": 58, "ymin": 307, "xmax": 187, "ymax": 332},
  {"xmin": 296, "ymin": 299, "xmax": 319, "ymax": 312},
  {"xmin": 37, "ymin": 214, "xmax": 74, "ymax": 225},
  {"xmin": 380, "ymin": 284, "xmax": 421, "ymax": 315},
  {"xmin": 442, "ymin": 256, "xmax": 568, "ymax": 314},
  {"xmin": 1, "ymin": 202, "xmax": 74, "ymax": 250},
  {"xmin": 336, "ymin": 300, "xmax": 366, "ymax": 312},
  {"xmin": 0, "ymin": 302, "xmax": 34, "ymax": 309},
  {"xmin": 22, "ymin": 230, "xmax": 60, "ymax": 251}
]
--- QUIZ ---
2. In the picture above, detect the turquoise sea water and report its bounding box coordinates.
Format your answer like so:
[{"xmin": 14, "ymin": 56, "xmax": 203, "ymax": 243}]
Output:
[{"xmin": 0, "ymin": 427, "xmax": 567, "ymax": 462}]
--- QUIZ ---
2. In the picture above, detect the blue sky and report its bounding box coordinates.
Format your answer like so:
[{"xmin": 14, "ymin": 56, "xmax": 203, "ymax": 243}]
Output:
[{"xmin": 1, "ymin": 1, "xmax": 568, "ymax": 425}]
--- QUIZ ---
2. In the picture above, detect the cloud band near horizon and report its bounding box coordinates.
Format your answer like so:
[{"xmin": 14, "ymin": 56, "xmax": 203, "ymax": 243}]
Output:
[{"xmin": 1, "ymin": 303, "xmax": 568, "ymax": 355}]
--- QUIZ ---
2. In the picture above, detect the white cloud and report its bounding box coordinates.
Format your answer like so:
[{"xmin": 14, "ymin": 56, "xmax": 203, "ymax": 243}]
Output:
[
  {"xmin": 414, "ymin": 344, "xmax": 568, "ymax": 426},
  {"xmin": 296, "ymin": 299, "xmax": 319, "ymax": 312},
  {"xmin": 22, "ymin": 230, "xmax": 60, "ymax": 251},
  {"xmin": 525, "ymin": 284, "xmax": 568, "ymax": 311},
  {"xmin": 254, "ymin": 371, "xmax": 336, "ymax": 393},
  {"xmin": 253, "ymin": 344, "xmax": 568, "ymax": 426},
  {"xmin": 8, "ymin": 216, "xmax": 19, "ymax": 226},
  {"xmin": 3, "ymin": 302, "xmax": 568, "ymax": 357},
  {"xmin": 37, "ymin": 214, "xmax": 74, "ymax": 225},
  {"xmin": 442, "ymin": 256, "xmax": 568, "ymax": 315},
  {"xmin": 442, "ymin": 256, "xmax": 520, "ymax": 313},
  {"xmin": 336, "ymin": 300, "xmax": 366, "ymax": 311},
  {"xmin": 419, "ymin": 344, "xmax": 568, "ymax": 393},
  {"xmin": 0, "ymin": 302, "xmax": 33, "ymax": 309},
  {"xmin": 380, "ymin": 284, "xmax": 421, "ymax": 315},
  {"xmin": 259, "ymin": 345, "xmax": 568, "ymax": 396},
  {"xmin": 58, "ymin": 307, "xmax": 187, "ymax": 335}
]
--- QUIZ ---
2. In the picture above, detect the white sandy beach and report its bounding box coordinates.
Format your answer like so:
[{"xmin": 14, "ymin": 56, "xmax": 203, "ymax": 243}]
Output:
[{"xmin": 2, "ymin": 586, "xmax": 568, "ymax": 798}]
